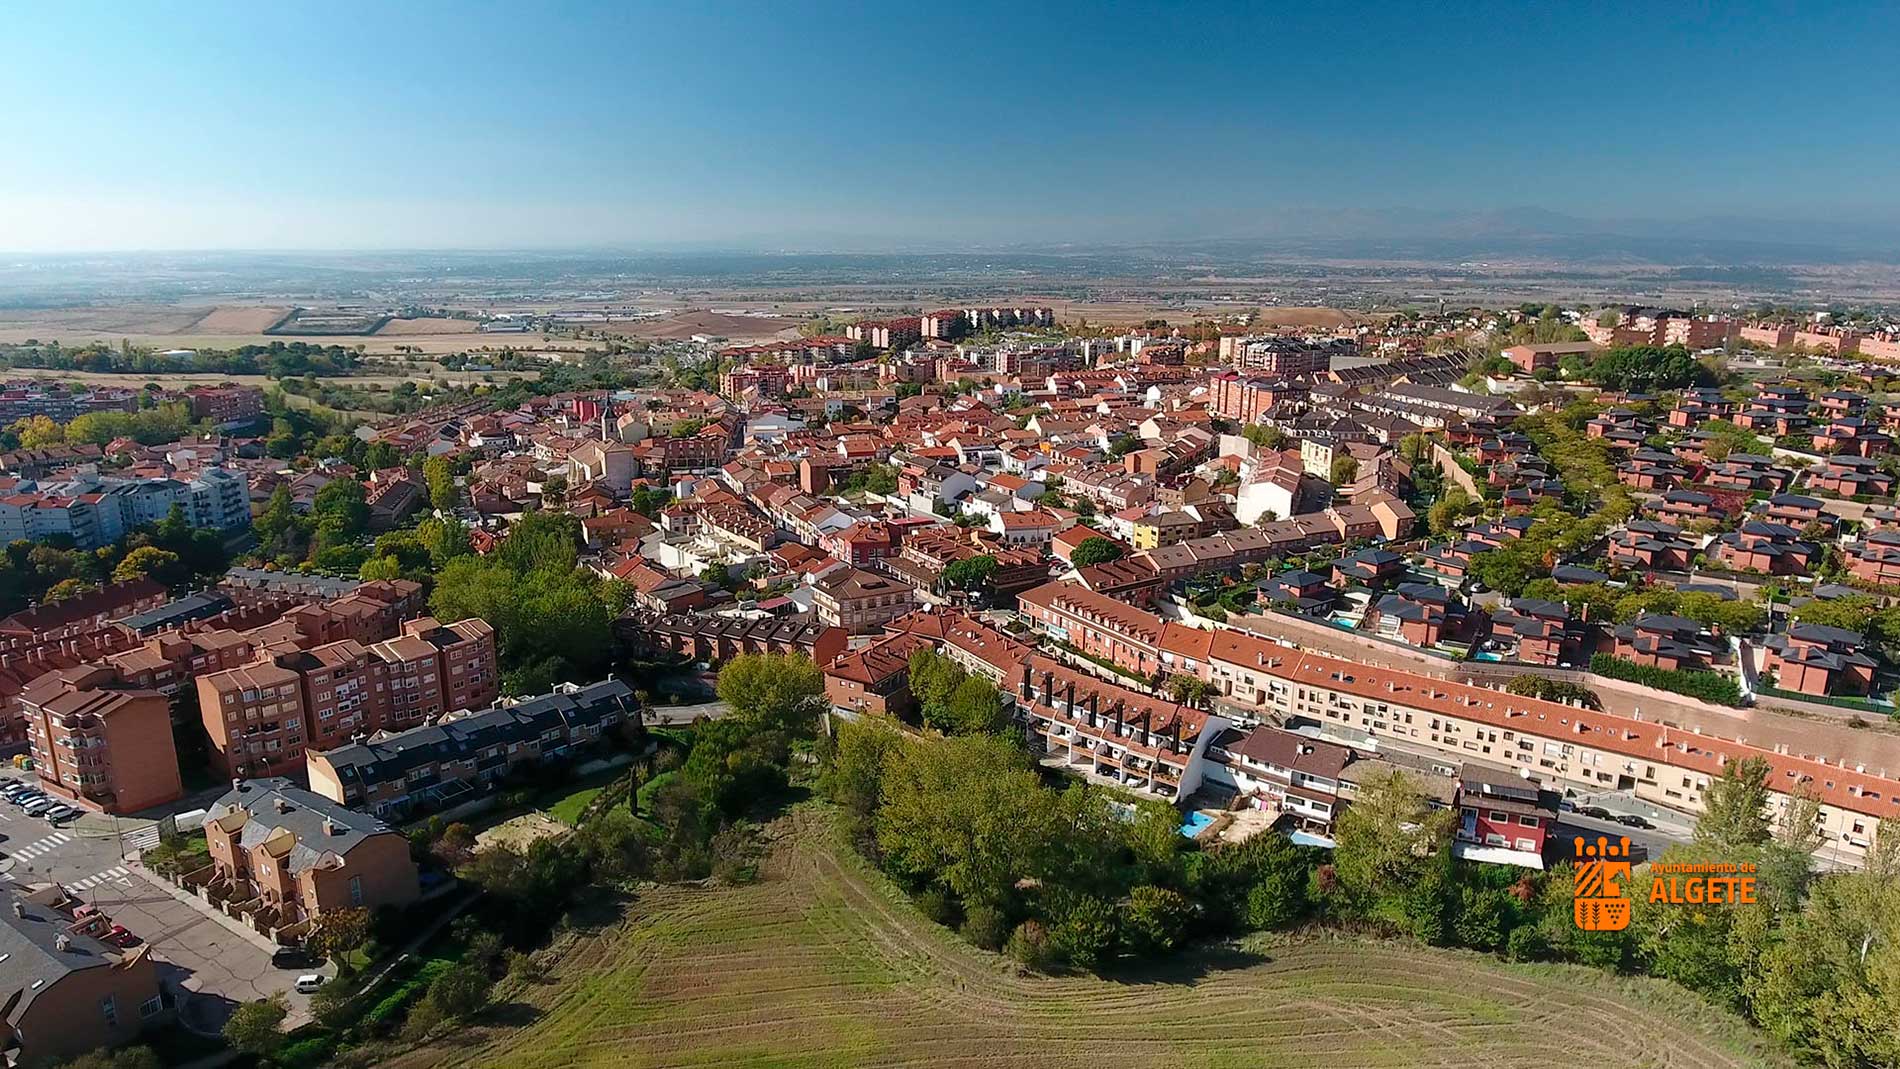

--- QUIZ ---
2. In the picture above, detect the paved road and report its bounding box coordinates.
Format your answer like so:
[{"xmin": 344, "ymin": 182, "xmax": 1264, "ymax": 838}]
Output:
[
  {"xmin": 0, "ymin": 775, "xmax": 315, "ymax": 1031},
  {"xmin": 646, "ymin": 700, "xmax": 730, "ymax": 725}
]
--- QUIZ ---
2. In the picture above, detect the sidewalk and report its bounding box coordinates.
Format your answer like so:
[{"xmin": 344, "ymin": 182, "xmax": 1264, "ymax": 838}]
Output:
[{"xmin": 125, "ymin": 857, "xmax": 281, "ymax": 956}]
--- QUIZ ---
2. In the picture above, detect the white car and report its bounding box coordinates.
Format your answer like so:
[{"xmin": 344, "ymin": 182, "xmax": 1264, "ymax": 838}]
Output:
[
  {"xmin": 19, "ymin": 798, "xmax": 57, "ymax": 817},
  {"xmin": 294, "ymin": 974, "xmax": 326, "ymax": 994}
]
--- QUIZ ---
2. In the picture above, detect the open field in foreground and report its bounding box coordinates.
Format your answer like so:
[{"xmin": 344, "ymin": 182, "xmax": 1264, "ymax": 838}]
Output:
[{"xmin": 392, "ymin": 810, "xmax": 1777, "ymax": 1069}]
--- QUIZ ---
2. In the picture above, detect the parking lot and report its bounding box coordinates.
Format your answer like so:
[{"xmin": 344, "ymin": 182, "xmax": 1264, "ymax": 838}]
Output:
[{"xmin": 0, "ymin": 775, "xmax": 320, "ymax": 1031}]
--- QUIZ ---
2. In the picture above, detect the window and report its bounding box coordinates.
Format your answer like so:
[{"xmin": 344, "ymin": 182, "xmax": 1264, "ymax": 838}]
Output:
[
  {"xmin": 140, "ymin": 996, "xmax": 163, "ymax": 1019},
  {"xmin": 100, "ymin": 995, "xmax": 117, "ymax": 1027},
  {"xmin": 1517, "ymin": 815, "xmax": 1539, "ymax": 827},
  {"xmin": 1488, "ymin": 810, "xmax": 1508, "ymax": 823},
  {"xmin": 349, "ymin": 875, "xmax": 363, "ymax": 906}
]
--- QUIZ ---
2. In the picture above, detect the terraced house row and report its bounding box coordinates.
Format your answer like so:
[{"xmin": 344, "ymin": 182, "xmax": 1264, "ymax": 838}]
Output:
[{"xmin": 1155, "ymin": 625, "xmax": 1894, "ymax": 861}]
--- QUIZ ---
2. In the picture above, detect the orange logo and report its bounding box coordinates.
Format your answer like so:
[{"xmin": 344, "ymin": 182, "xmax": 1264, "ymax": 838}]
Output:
[{"xmin": 1572, "ymin": 835, "xmax": 1632, "ymax": 931}]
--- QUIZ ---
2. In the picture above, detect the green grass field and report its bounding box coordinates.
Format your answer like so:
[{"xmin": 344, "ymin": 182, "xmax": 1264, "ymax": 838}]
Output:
[{"xmin": 393, "ymin": 809, "xmax": 1782, "ymax": 1069}]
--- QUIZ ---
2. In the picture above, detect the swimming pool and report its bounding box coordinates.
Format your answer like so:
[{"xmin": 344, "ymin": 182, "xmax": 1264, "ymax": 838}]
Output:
[{"xmin": 1179, "ymin": 811, "xmax": 1216, "ymax": 838}]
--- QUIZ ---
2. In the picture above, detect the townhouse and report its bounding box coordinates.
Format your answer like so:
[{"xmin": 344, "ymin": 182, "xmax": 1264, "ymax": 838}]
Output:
[
  {"xmin": 1452, "ymin": 766, "xmax": 1560, "ymax": 869},
  {"xmin": 1808, "ymin": 454, "xmax": 1894, "ymax": 498},
  {"xmin": 1612, "ymin": 613, "xmax": 1729, "ymax": 671},
  {"xmin": 1018, "ymin": 581, "xmax": 1167, "ymax": 677},
  {"xmin": 1848, "ymin": 529, "xmax": 1900, "ymax": 586},
  {"xmin": 823, "ymin": 631, "xmax": 931, "ymax": 719},
  {"xmin": 305, "ymin": 680, "xmax": 636, "ymax": 819},
  {"xmin": 203, "ymin": 778, "xmax": 419, "ymax": 940},
  {"xmin": 1203, "ymin": 725, "xmax": 1357, "ymax": 834},
  {"xmin": 1607, "ymin": 520, "xmax": 1697, "ymax": 571},
  {"xmin": 618, "ymin": 610, "xmax": 848, "ymax": 666},
  {"xmin": 1010, "ymin": 656, "xmax": 1228, "ymax": 800},
  {"xmin": 812, "ymin": 567, "xmax": 916, "ymax": 634},
  {"xmin": 1710, "ymin": 520, "xmax": 1816, "ymax": 576},
  {"xmin": 196, "ymin": 616, "xmax": 498, "ymax": 778}
]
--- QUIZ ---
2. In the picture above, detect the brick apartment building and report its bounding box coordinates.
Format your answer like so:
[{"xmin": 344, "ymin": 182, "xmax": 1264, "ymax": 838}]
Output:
[
  {"xmin": 196, "ymin": 616, "xmax": 498, "ymax": 778},
  {"xmin": 183, "ymin": 384, "xmax": 264, "ymax": 429},
  {"xmin": 18, "ymin": 665, "xmax": 185, "ymax": 813}
]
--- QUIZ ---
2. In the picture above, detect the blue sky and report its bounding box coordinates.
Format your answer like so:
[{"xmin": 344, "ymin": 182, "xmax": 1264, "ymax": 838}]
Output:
[{"xmin": 3, "ymin": 1, "xmax": 1896, "ymax": 251}]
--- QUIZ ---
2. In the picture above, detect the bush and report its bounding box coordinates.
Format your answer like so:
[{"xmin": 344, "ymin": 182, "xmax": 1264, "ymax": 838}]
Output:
[
  {"xmin": 1005, "ymin": 920, "xmax": 1057, "ymax": 972},
  {"xmin": 1047, "ymin": 892, "xmax": 1118, "ymax": 969},
  {"xmin": 275, "ymin": 1032, "xmax": 339, "ymax": 1069},
  {"xmin": 1505, "ymin": 925, "xmax": 1546, "ymax": 962},
  {"xmin": 961, "ymin": 903, "xmax": 1010, "ymax": 951},
  {"xmin": 1589, "ymin": 654, "xmax": 1742, "ymax": 706},
  {"xmin": 915, "ymin": 886, "xmax": 959, "ymax": 928},
  {"xmin": 1122, "ymin": 886, "xmax": 1194, "ymax": 955}
]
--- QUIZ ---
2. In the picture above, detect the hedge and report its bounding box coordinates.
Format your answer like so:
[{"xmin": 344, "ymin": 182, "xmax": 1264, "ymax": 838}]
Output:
[
  {"xmin": 364, "ymin": 957, "xmax": 455, "ymax": 1030},
  {"xmin": 1588, "ymin": 654, "xmax": 1743, "ymax": 706}
]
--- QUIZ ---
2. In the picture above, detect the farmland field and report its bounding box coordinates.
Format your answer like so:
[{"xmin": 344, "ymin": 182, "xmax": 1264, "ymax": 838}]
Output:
[{"xmin": 391, "ymin": 810, "xmax": 1779, "ymax": 1069}]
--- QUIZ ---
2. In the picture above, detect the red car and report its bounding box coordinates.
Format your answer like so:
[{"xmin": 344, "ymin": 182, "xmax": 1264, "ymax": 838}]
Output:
[{"xmin": 107, "ymin": 924, "xmax": 140, "ymax": 948}]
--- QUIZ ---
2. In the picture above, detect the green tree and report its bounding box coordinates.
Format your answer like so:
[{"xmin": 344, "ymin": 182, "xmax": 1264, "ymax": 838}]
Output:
[
  {"xmin": 426, "ymin": 959, "xmax": 492, "ymax": 1019},
  {"xmin": 1332, "ymin": 770, "xmax": 1453, "ymax": 911},
  {"xmin": 876, "ymin": 733, "xmax": 1056, "ymax": 907},
  {"xmin": 1329, "ymin": 454, "xmax": 1360, "ymax": 485},
  {"xmin": 1122, "ymin": 885, "xmax": 1193, "ymax": 955},
  {"xmin": 1694, "ymin": 756, "xmax": 1773, "ymax": 850},
  {"xmin": 308, "ymin": 906, "xmax": 371, "ymax": 964},
  {"xmin": 9, "ymin": 414, "xmax": 63, "ymax": 449},
  {"xmin": 1069, "ymin": 536, "xmax": 1125, "ymax": 567},
  {"xmin": 222, "ymin": 994, "xmax": 288, "ymax": 1058},
  {"xmin": 941, "ymin": 554, "xmax": 997, "ymax": 592},
  {"xmin": 424, "ymin": 455, "xmax": 458, "ymax": 511},
  {"xmin": 929, "ymin": 675, "xmax": 1006, "ymax": 736},
  {"xmin": 417, "ymin": 515, "xmax": 472, "ymax": 567},
  {"xmin": 111, "ymin": 546, "xmax": 182, "ymax": 585},
  {"xmin": 715, "ymin": 652, "xmax": 824, "ymax": 734}
]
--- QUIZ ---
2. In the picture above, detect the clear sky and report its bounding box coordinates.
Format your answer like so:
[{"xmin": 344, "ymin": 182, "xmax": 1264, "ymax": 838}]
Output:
[{"xmin": 4, "ymin": 0, "xmax": 1896, "ymax": 251}]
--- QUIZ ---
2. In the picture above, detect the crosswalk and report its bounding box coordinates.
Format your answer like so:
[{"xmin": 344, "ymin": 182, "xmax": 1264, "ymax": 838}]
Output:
[
  {"xmin": 8, "ymin": 831, "xmax": 70, "ymax": 863},
  {"xmin": 68, "ymin": 865, "xmax": 131, "ymax": 891},
  {"xmin": 123, "ymin": 826, "xmax": 161, "ymax": 852}
]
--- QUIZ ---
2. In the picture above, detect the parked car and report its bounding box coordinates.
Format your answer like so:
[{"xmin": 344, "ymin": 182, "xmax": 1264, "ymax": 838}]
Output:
[
  {"xmin": 272, "ymin": 947, "xmax": 317, "ymax": 970},
  {"xmin": 1613, "ymin": 813, "xmax": 1652, "ymax": 829},
  {"xmin": 20, "ymin": 798, "xmax": 57, "ymax": 817},
  {"xmin": 1578, "ymin": 806, "xmax": 1612, "ymax": 820},
  {"xmin": 42, "ymin": 804, "xmax": 79, "ymax": 824},
  {"xmin": 4, "ymin": 787, "xmax": 44, "ymax": 804},
  {"xmin": 108, "ymin": 924, "xmax": 140, "ymax": 948},
  {"xmin": 294, "ymin": 974, "xmax": 326, "ymax": 994},
  {"xmin": 0, "ymin": 783, "xmax": 38, "ymax": 799},
  {"xmin": 1558, "ymin": 800, "xmax": 1577, "ymax": 813}
]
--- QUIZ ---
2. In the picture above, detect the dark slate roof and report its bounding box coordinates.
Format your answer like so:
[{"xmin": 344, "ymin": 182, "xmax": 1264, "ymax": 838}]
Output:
[
  {"xmin": 118, "ymin": 591, "xmax": 235, "ymax": 634},
  {"xmin": 316, "ymin": 679, "xmax": 635, "ymax": 787},
  {"xmin": 206, "ymin": 777, "xmax": 398, "ymax": 874},
  {"xmin": 0, "ymin": 893, "xmax": 124, "ymax": 1022}
]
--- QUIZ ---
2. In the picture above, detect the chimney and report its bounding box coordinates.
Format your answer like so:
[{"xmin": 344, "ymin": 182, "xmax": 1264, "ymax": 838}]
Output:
[
  {"xmin": 1018, "ymin": 662, "xmax": 1032, "ymax": 698},
  {"xmin": 11, "ymin": 901, "xmax": 23, "ymax": 919},
  {"xmin": 274, "ymin": 797, "xmax": 290, "ymax": 814},
  {"xmin": 323, "ymin": 817, "xmax": 338, "ymax": 836},
  {"xmin": 1041, "ymin": 669, "xmax": 1054, "ymax": 703},
  {"xmin": 1064, "ymin": 679, "xmax": 1075, "ymax": 710},
  {"xmin": 1088, "ymin": 693, "xmax": 1100, "ymax": 724},
  {"xmin": 55, "ymin": 934, "xmax": 71, "ymax": 953}
]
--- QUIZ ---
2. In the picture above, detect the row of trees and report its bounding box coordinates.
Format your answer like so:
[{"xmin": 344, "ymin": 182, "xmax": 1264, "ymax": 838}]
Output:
[
  {"xmin": 822, "ymin": 705, "xmax": 1895, "ymax": 1064},
  {"xmin": 427, "ymin": 512, "xmax": 629, "ymax": 694},
  {"xmin": 0, "ymin": 504, "xmax": 228, "ymax": 613}
]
